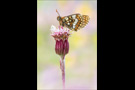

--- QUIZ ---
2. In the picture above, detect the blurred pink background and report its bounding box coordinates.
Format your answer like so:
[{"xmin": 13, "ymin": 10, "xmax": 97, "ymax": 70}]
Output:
[{"xmin": 37, "ymin": 0, "xmax": 97, "ymax": 90}]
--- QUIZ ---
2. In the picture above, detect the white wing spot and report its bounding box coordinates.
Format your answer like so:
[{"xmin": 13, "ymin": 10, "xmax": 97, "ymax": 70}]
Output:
[
  {"xmin": 72, "ymin": 15, "xmax": 79, "ymax": 29},
  {"xmin": 75, "ymin": 19, "xmax": 78, "ymax": 24},
  {"xmin": 72, "ymin": 15, "xmax": 76, "ymax": 19},
  {"xmin": 65, "ymin": 17, "xmax": 68, "ymax": 20},
  {"xmin": 73, "ymin": 25, "xmax": 75, "ymax": 29},
  {"xmin": 72, "ymin": 18, "xmax": 78, "ymax": 29},
  {"xmin": 67, "ymin": 23, "xmax": 70, "ymax": 25}
]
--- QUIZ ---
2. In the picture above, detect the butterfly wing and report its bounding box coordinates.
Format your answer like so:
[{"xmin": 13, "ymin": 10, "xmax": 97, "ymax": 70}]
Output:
[
  {"xmin": 81, "ymin": 15, "xmax": 90, "ymax": 28},
  {"xmin": 61, "ymin": 14, "xmax": 90, "ymax": 31},
  {"xmin": 62, "ymin": 14, "xmax": 80, "ymax": 31}
]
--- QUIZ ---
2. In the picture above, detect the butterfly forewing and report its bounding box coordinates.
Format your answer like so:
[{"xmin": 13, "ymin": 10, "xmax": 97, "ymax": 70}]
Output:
[{"xmin": 80, "ymin": 15, "xmax": 90, "ymax": 28}]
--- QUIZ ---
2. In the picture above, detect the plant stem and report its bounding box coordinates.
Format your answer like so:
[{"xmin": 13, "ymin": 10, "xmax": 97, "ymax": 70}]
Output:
[{"xmin": 60, "ymin": 56, "xmax": 65, "ymax": 89}]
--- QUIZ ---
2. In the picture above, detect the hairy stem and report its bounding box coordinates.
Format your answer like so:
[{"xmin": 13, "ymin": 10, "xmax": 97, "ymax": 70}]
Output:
[{"xmin": 60, "ymin": 56, "xmax": 65, "ymax": 89}]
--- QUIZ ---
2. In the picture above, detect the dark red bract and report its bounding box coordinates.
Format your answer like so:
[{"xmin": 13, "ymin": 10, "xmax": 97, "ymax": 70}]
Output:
[{"xmin": 55, "ymin": 39, "xmax": 69, "ymax": 56}]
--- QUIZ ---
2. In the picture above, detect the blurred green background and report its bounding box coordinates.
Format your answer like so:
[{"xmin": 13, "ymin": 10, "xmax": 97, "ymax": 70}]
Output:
[{"xmin": 37, "ymin": 0, "xmax": 97, "ymax": 89}]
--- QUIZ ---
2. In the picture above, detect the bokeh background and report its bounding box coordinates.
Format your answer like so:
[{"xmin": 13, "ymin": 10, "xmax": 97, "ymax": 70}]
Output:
[{"xmin": 37, "ymin": 0, "xmax": 97, "ymax": 90}]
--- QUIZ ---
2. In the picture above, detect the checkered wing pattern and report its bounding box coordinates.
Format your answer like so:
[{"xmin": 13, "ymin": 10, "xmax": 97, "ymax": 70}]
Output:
[{"xmin": 61, "ymin": 14, "xmax": 90, "ymax": 31}]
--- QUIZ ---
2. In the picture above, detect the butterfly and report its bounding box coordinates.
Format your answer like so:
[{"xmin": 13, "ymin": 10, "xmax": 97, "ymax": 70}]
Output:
[{"xmin": 56, "ymin": 9, "xmax": 90, "ymax": 31}]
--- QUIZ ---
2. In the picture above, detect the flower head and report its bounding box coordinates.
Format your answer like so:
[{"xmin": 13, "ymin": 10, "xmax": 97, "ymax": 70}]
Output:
[
  {"xmin": 51, "ymin": 25, "xmax": 70, "ymax": 57},
  {"xmin": 51, "ymin": 25, "xmax": 70, "ymax": 41}
]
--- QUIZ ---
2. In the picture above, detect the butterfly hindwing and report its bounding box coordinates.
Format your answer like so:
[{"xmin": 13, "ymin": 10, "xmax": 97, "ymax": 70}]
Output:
[
  {"xmin": 62, "ymin": 15, "xmax": 74, "ymax": 30},
  {"xmin": 62, "ymin": 14, "xmax": 79, "ymax": 31}
]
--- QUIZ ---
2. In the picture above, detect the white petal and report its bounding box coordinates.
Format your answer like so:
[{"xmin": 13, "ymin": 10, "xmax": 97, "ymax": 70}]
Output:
[
  {"xmin": 57, "ymin": 29, "xmax": 60, "ymax": 32},
  {"xmin": 50, "ymin": 25, "xmax": 56, "ymax": 33}
]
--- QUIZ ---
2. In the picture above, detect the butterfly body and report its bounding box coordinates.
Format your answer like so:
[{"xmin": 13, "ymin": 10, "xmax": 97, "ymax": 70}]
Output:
[{"xmin": 57, "ymin": 13, "xmax": 90, "ymax": 31}]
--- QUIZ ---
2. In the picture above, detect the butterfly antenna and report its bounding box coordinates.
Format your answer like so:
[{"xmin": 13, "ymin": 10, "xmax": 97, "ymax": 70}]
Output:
[{"xmin": 56, "ymin": 9, "xmax": 60, "ymax": 16}]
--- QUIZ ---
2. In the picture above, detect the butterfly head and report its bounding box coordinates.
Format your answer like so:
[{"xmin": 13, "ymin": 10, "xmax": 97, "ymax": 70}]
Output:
[
  {"xmin": 56, "ymin": 9, "xmax": 62, "ymax": 21},
  {"xmin": 57, "ymin": 16, "xmax": 62, "ymax": 21}
]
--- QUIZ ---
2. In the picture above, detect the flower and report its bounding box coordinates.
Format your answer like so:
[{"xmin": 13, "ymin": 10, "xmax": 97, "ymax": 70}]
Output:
[
  {"xmin": 51, "ymin": 25, "xmax": 70, "ymax": 57},
  {"xmin": 51, "ymin": 25, "xmax": 71, "ymax": 89}
]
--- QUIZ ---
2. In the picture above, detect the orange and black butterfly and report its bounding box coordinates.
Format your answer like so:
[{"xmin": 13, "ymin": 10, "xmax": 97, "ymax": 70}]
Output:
[{"xmin": 56, "ymin": 9, "xmax": 90, "ymax": 31}]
